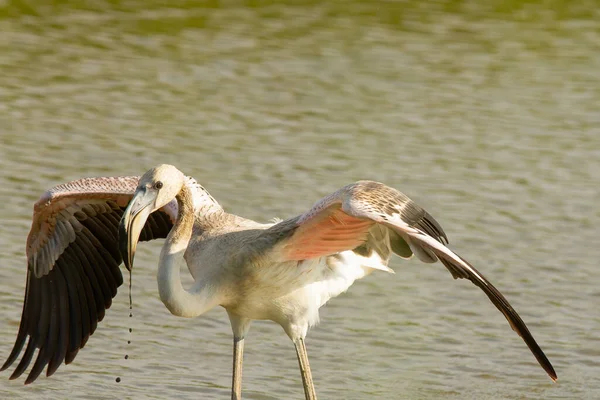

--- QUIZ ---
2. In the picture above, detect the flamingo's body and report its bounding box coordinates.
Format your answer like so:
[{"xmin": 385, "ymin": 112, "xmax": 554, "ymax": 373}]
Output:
[{"xmin": 2, "ymin": 165, "xmax": 556, "ymax": 399}]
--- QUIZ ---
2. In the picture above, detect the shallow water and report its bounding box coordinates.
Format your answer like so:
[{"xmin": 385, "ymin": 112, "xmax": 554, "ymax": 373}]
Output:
[{"xmin": 1, "ymin": 1, "xmax": 599, "ymax": 399}]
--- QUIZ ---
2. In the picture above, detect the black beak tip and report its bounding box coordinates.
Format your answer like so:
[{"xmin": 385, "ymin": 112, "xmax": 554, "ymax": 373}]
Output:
[
  {"xmin": 123, "ymin": 257, "xmax": 133, "ymax": 272},
  {"xmin": 118, "ymin": 220, "xmax": 133, "ymax": 272}
]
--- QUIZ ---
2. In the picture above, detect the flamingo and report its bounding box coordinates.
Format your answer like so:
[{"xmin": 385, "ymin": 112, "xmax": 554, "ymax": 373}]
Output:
[{"xmin": 2, "ymin": 164, "xmax": 556, "ymax": 399}]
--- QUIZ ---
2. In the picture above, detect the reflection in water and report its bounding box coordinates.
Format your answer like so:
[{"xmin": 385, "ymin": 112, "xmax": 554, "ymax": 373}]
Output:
[{"xmin": 0, "ymin": 1, "xmax": 599, "ymax": 399}]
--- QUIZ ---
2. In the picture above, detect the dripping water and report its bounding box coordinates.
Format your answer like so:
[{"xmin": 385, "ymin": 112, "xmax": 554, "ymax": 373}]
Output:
[{"xmin": 116, "ymin": 269, "xmax": 134, "ymax": 384}]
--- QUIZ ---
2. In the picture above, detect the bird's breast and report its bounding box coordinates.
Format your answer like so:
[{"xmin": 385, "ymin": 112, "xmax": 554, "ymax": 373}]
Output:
[{"xmin": 225, "ymin": 250, "xmax": 385, "ymax": 326}]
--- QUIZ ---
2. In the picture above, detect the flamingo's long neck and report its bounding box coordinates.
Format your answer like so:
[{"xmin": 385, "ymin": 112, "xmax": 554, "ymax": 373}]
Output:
[
  {"xmin": 185, "ymin": 176, "xmax": 223, "ymax": 217},
  {"xmin": 157, "ymin": 183, "xmax": 217, "ymax": 318}
]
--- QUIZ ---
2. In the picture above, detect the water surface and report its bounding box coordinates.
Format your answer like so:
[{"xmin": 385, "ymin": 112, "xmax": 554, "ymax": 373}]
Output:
[{"xmin": 1, "ymin": 1, "xmax": 599, "ymax": 399}]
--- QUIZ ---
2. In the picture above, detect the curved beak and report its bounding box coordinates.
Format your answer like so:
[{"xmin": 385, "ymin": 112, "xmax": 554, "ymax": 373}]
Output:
[{"xmin": 119, "ymin": 188, "xmax": 156, "ymax": 271}]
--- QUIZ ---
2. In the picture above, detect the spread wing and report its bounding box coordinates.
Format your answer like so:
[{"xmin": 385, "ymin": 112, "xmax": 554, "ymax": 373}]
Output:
[
  {"xmin": 2, "ymin": 176, "xmax": 176, "ymax": 384},
  {"xmin": 275, "ymin": 180, "xmax": 557, "ymax": 382}
]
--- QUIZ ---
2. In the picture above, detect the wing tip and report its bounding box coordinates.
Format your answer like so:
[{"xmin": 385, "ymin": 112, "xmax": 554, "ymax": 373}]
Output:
[
  {"xmin": 9, "ymin": 365, "xmax": 26, "ymax": 381},
  {"xmin": 24, "ymin": 372, "xmax": 39, "ymax": 385},
  {"xmin": 541, "ymin": 355, "xmax": 558, "ymax": 382},
  {"xmin": 1, "ymin": 347, "xmax": 20, "ymax": 372}
]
